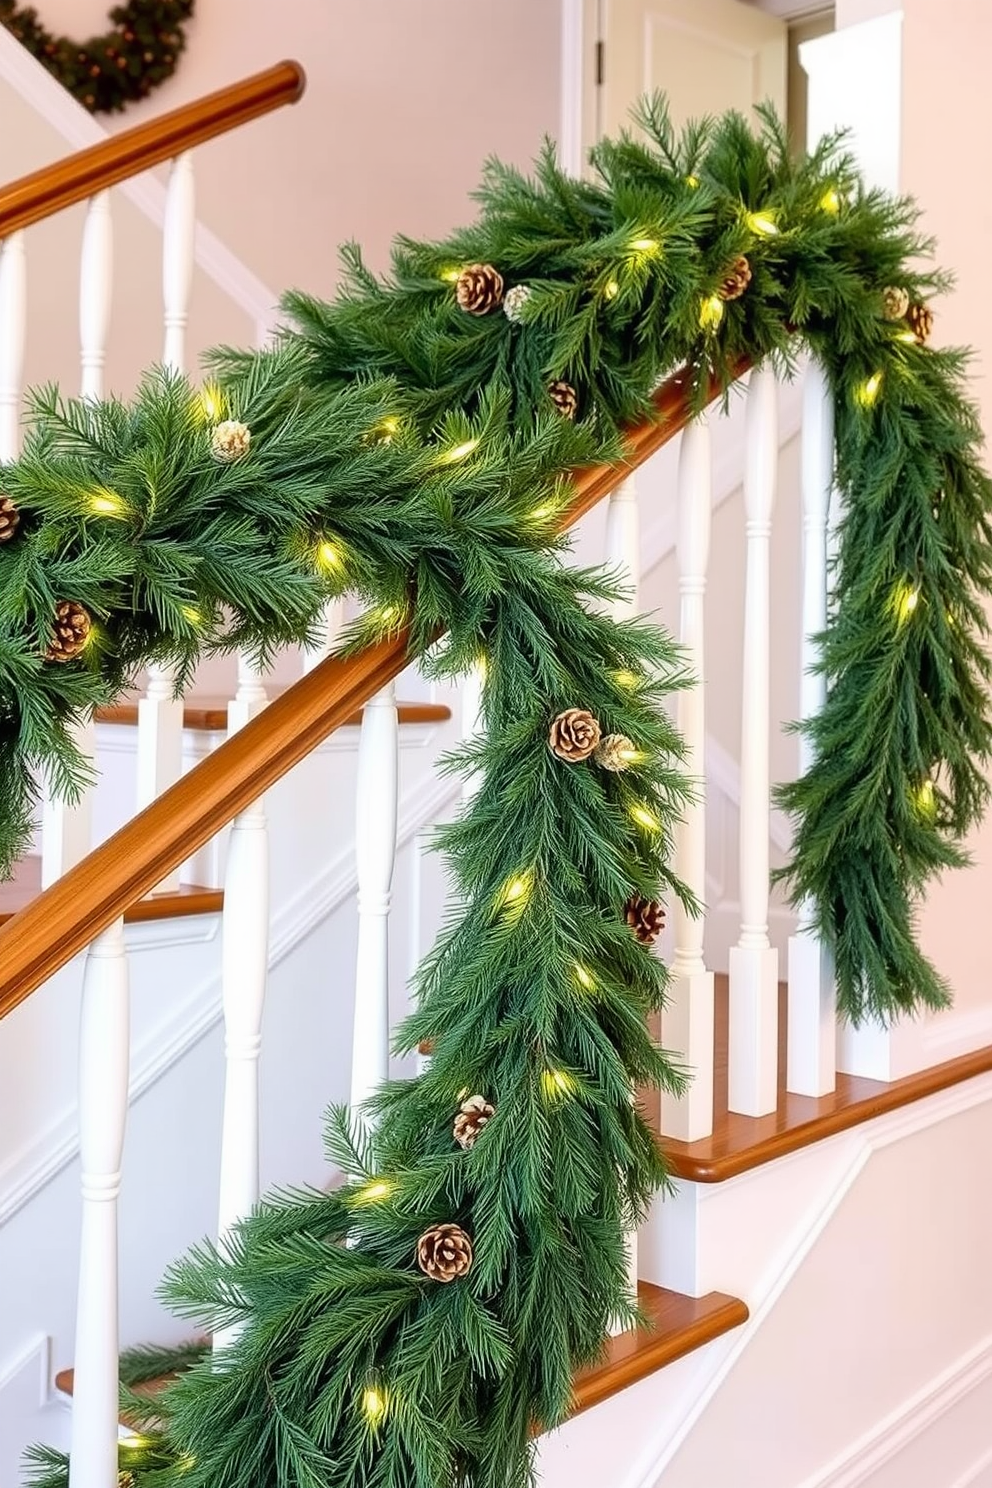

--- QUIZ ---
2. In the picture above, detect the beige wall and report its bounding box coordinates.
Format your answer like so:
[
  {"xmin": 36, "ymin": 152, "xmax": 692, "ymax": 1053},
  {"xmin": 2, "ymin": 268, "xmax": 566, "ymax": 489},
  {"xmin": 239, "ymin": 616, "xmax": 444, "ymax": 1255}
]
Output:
[{"xmin": 24, "ymin": 0, "xmax": 563, "ymax": 303}]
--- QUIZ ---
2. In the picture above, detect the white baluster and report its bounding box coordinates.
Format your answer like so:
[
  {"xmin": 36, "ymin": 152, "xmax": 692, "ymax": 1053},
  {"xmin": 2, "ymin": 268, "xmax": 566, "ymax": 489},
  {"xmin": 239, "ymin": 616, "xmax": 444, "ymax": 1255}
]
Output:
[
  {"xmin": 787, "ymin": 361, "xmax": 837, "ymax": 1097},
  {"xmin": 213, "ymin": 657, "xmax": 269, "ymax": 1355},
  {"xmin": 351, "ymin": 682, "xmax": 399, "ymax": 1113},
  {"xmin": 136, "ymin": 666, "xmax": 185, "ymax": 891},
  {"xmin": 68, "ymin": 918, "xmax": 129, "ymax": 1488},
  {"xmin": 301, "ymin": 597, "xmax": 346, "ymax": 674},
  {"xmin": 162, "ymin": 151, "xmax": 195, "ymax": 374},
  {"xmin": 605, "ymin": 473, "xmax": 640, "ymax": 1320},
  {"xmin": 0, "ymin": 230, "xmax": 26, "ymax": 462},
  {"xmin": 728, "ymin": 366, "xmax": 780, "ymax": 1117},
  {"xmin": 662, "ymin": 416, "xmax": 716, "ymax": 1141},
  {"xmin": 80, "ymin": 191, "xmax": 113, "ymax": 401}
]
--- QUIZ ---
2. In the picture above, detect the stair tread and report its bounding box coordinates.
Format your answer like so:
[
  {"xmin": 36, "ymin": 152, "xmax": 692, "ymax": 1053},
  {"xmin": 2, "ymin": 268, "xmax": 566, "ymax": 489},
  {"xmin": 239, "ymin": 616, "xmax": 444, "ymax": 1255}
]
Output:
[
  {"xmin": 659, "ymin": 974, "xmax": 992, "ymax": 1183},
  {"xmin": 53, "ymin": 1281, "xmax": 748, "ymax": 1430},
  {"xmin": 95, "ymin": 691, "xmax": 452, "ymax": 733},
  {"xmin": 0, "ymin": 856, "xmax": 222, "ymax": 927}
]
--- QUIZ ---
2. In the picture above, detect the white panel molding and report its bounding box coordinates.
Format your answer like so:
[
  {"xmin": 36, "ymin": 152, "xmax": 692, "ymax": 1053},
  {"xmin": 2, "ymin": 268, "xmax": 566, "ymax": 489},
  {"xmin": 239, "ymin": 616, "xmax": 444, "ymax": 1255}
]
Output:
[
  {"xmin": 628, "ymin": 1072, "xmax": 992, "ymax": 1488},
  {"xmin": 954, "ymin": 1445, "xmax": 992, "ymax": 1488},
  {"xmin": 0, "ymin": 1333, "xmax": 50, "ymax": 1409},
  {"xmin": 799, "ymin": 1334, "xmax": 992, "ymax": 1488},
  {"xmin": 0, "ymin": 770, "xmax": 460, "ymax": 1228},
  {"xmin": 0, "ymin": 29, "xmax": 278, "ymax": 340}
]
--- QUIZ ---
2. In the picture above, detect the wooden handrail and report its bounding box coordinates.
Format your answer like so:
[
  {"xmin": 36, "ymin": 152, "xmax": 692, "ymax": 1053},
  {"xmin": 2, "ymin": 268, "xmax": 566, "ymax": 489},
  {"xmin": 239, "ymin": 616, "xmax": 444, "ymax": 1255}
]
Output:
[
  {"xmin": 0, "ymin": 61, "xmax": 306, "ymax": 237},
  {"xmin": 0, "ymin": 356, "xmax": 750, "ymax": 1019}
]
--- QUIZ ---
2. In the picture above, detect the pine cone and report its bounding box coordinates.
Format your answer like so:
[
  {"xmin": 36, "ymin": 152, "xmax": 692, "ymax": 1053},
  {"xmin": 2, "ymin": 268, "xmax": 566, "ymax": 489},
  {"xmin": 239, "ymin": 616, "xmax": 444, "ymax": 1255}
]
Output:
[
  {"xmin": 548, "ymin": 708, "xmax": 601, "ymax": 763},
  {"xmin": 45, "ymin": 600, "xmax": 91, "ymax": 662},
  {"xmin": 453, "ymin": 1094, "xmax": 495, "ymax": 1150},
  {"xmin": 503, "ymin": 283, "xmax": 532, "ymax": 322},
  {"xmin": 0, "ymin": 493, "xmax": 20, "ymax": 543},
  {"xmin": 594, "ymin": 733, "xmax": 636, "ymax": 772},
  {"xmin": 548, "ymin": 380, "xmax": 579, "ymax": 419},
  {"xmin": 881, "ymin": 285, "xmax": 910, "ymax": 321},
  {"xmin": 210, "ymin": 419, "xmax": 251, "ymax": 462},
  {"xmin": 455, "ymin": 263, "xmax": 504, "ymax": 315},
  {"xmin": 907, "ymin": 301, "xmax": 933, "ymax": 344},
  {"xmin": 718, "ymin": 254, "xmax": 752, "ymax": 302},
  {"xmin": 625, "ymin": 894, "xmax": 665, "ymax": 945},
  {"xmin": 118, "ymin": 1473, "xmax": 136, "ymax": 1488},
  {"xmin": 416, "ymin": 1223, "xmax": 473, "ymax": 1282}
]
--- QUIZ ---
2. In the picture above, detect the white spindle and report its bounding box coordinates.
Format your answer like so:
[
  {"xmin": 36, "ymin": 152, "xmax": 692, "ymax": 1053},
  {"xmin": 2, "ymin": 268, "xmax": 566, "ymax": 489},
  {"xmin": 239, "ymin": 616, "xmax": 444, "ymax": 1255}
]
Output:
[
  {"xmin": 162, "ymin": 151, "xmax": 195, "ymax": 373},
  {"xmin": 350, "ymin": 681, "xmax": 399, "ymax": 1114},
  {"xmin": 0, "ymin": 230, "xmax": 26, "ymax": 462},
  {"xmin": 605, "ymin": 473, "xmax": 640, "ymax": 1317},
  {"xmin": 787, "ymin": 361, "xmax": 837, "ymax": 1097},
  {"xmin": 68, "ymin": 918, "xmax": 129, "ymax": 1488},
  {"xmin": 79, "ymin": 191, "xmax": 113, "ymax": 402},
  {"xmin": 301, "ymin": 597, "xmax": 346, "ymax": 673},
  {"xmin": 136, "ymin": 666, "xmax": 185, "ymax": 891},
  {"xmin": 214, "ymin": 658, "xmax": 270, "ymax": 1353},
  {"xmin": 662, "ymin": 416, "xmax": 715, "ymax": 1141},
  {"xmin": 728, "ymin": 365, "xmax": 780, "ymax": 1117}
]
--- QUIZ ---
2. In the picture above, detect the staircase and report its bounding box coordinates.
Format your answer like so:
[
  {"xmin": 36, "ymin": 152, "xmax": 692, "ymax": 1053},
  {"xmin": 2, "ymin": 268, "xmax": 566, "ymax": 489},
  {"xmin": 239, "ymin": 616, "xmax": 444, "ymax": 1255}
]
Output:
[{"xmin": 2, "ymin": 28, "xmax": 992, "ymax": 1488}]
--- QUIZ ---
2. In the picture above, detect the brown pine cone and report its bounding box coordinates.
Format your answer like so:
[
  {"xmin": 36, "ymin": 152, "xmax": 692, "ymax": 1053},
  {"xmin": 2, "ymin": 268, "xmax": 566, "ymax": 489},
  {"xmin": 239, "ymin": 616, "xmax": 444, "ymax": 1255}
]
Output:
[
  {"xmin": 549, "ymin": 708, "xmax": 601, "ymax": 763},
  {"xmin": 718, "ymin": 254, "xmax": 752, "ymax": 302},
  {"xmin": 118, "ymin": 1473, "xmax": 136, "ymax": 1488},
  {"xmin": 416, "ymin": 1223, "xmax": 473, "ymax": 1282},
  {"xmin": 625, "ymin": 894, "xmax": 666, "ymax": 945},
  {"xmin": 453, "ymin": 1094, "xmax": 495, "ymax": 1150},
  {"xmin": 45, "ymin": 600, "xmax": 92, "ymax": 662},
  {"xmin": 0, "ymin": 493, "xmax": 20, "ymax": 542},
  {"xmin": 881, "ymin": 285, "xmax": 910, "ymax": 321},
  {"xmin": 548, "ymin": 380, "xmax": 579, "ymax": 419},
  {"xmin": 907, "ymin": 301, "xmax": 933, "ymax": 344},
  {"xmin": 455, "ymin": 263, "xmax": 504, "ymax": 315},
  {"xmin": 594, "ymin": 733, "xmax": 636, "ymax": 772}
]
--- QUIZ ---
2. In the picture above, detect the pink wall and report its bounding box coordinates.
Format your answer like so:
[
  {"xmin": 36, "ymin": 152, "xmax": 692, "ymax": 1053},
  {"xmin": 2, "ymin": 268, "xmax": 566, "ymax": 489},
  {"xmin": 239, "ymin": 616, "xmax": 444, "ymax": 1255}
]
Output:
[{"xmin": 30, "ymin": 0, "xmax": 563, "ymax": 303}]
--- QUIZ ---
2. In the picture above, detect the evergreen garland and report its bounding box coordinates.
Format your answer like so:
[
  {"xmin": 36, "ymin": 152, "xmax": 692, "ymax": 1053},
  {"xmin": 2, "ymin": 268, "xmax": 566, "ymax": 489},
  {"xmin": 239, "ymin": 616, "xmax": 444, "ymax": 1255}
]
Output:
[
  {"xmin": 0, "ymin": 0, "xmax": 194, "ymax": 113},
  {"xmin": 8, "ymin": 101, "xmax": 992, "ymax": 1488}
]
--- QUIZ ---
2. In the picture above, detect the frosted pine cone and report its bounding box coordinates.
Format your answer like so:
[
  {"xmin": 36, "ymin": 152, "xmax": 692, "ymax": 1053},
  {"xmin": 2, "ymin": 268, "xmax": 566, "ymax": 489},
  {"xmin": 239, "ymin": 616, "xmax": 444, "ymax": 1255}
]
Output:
[
  {"xmin": 549, "ymin": 708, "xmax": 601, "ymax": 763},
  {"xmin": 907, "ymin": 301, "xmax": 933, "ymax": 344},
  {"xmin": 0, "ymin": 493, "xmax": 19, "ymax": 542},
  {"xmin": 455, "ymin": 263, "xmax": 504, "ymax": 315},
  {"xmin": 881, "ymin": 285, "xmax": 910, "ymax": 321},
  {"xmin": 210, "ymin": 419, "xmax": 251, "ymax": 462},
  {"xmin": 45, "ymin": 600, "xmax": 91, "ymax": 662},
  {"xmin": 503, "ymin": 283, "xmax": 532, "ymax": 322},
  {"xmin": 594, "ymin": 733, "xmax": 637, "ymax": 772},
  {"xmin": 453, "ymin": 1094, "xmax": 495, "ymax": 1150},
  {"xmin": 625, "ymin": 894, "xmax": 666, "ymax": 945},
  {"xmin": 417, "ymin": 1223, "xmax": 473, "ymax": 1282},
  {"xmin": 548, "ymin": 380, "xmax": 579, "ymax": 419},
  {"xmin": 718, "ymin": 254, "xmax": 752, "ymax": 302}
]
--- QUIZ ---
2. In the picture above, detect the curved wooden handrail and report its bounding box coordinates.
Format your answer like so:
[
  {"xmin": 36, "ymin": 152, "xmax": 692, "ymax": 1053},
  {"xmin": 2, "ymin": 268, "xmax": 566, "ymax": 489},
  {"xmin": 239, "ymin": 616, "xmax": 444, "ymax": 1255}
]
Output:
[
  {"xmin": 0, "ymin": 60, "xmax": 306, "ymax": 237},
  {"xmin": 0, "ymin": 356, "xmax": 750, "ymax": 1019}
]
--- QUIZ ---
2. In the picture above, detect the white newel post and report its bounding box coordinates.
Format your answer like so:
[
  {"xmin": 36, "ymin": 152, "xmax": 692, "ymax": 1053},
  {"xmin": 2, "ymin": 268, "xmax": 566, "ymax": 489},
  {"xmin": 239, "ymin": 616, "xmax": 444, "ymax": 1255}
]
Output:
[
  {"xmin": 0, "ymin": 230, "xmax": 25, "ymax": 462},
  {"xmin": 662, "ymin": 416, "xmax": 715, "ymax": 1141},
  {"xmin": 605, "ymin": 473, "xmax": 640, "ymax": 1312},
  {"xmin": 68, "ymin": 918, "xmax": 130, "ymax": 1488},
  {"xmin": 350, "ymin": 682, "xmax": 399, "ymax": 1114},
  {"xmin": 728, "ymin": 365, "xmax": 780, "ymax": 1117},
  {"xmin": 138, "ymin": 152, "xmax": 197, "ymax": 889},
  {"xmin": 214, "ymin": 657, "xmax": 270, "ymax": 1354},
  {"xmin": 787, "ymin": 360, "xmax": 837, "ymax": 1097}
]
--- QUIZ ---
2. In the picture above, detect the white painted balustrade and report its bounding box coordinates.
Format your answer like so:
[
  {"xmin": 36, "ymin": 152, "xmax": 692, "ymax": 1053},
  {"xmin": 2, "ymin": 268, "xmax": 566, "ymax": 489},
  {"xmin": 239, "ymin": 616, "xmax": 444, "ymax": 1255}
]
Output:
[
  {"xmin": 67, "ymin": 918, "xmax": 130, "ymax": 1488},
  {"xmin": 662, "ymin": 416, "xmax": 716, "ymax": 1142},
  {"xmin": 350, "ymin": 681, "xmax": 400, "ymax": 1115},
  {"xmin": 0, "ymin": 229, "xmax": 25, "ymax": 462},
  {"xmin": 728, "ymin": 365, "xmax": 780, "ymax": 1118},
  {"xmin": 787, "ymin": 360, "xmax": 837, "ymax": 1098}
]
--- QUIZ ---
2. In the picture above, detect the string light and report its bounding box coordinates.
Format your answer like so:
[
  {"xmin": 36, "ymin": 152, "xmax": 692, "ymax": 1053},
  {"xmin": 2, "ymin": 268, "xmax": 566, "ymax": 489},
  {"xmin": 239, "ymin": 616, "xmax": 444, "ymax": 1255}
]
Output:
[
  {"xmin": 362, "ymin": 1386, "xmax": 389, "ymax": 1425},
  {"xmin": 181, "ymin": 605, "xmax": 202, "ymax": 627},
  {"xmin": 629, "ymin": 802, "xmax": 661, "ymax": 833},
  {"xmin": 528, "ymin": 501, "xmax": 557, "ymax": 522},
  {"xmin": 88, "ymin": 488, "xmax": 125, "ymax": 517},
  {"xmin": 440, "ymin": 267, "xmax": 461, "ymax": 283},
  {"xmin": 316, "ymin": 540, "xmax": 342, "ymax": 570},
  {"xmin": 604, "ymin": 279, "xmax": 620, "ymax": 300},
  {"xmin": 629, "ymin": 236, "xmax": 659, "ymax": 254},
  {"xmin": 914, "ymin": 778, "xmax": 937, "ymax": 820},
  {"xmin": 745, "ymin": 210, "xmax": 779, "ymax": 236},
  {"xmin": 896, "ymin": 330, "xmax": 918, "ymax": 345},
  {"xmin": 197, "ymin": 384, "xmax": 223, "ymax": 422},
  {"xmin": 613, "ymin": 669, "xmax": 640, "ymax": 690},
  {"xmin": 856, "ymin": 372, "xmax": 883, "ymax": 407},
  {"xmin": 542, "ymin": 1068, "xmax": 578, "ymax": 1099},
  {"xmin": 686, "ymin": 174, "xmax": 700, "ymax": 189},
  {"xmin": 352, "ymin": 1178, "xmax": 393, "ymax": 1206},
  {"xmin": 893, "ymin": 582, "xmax": 920, "ymax": 626},
  {"xmin": 439, "ymin": 437, "xmax": 480, "ymax": 464},
  {"xmin": 573, "ymin": 962, "xmax": 595, "ymax": 991},
  {"xmin": 475, "ymin": 652, "xmax": 488, "ymax": 681},
  {"xmin": 497, "ymin": 871, "xmax": 533, "ymax": 918},
  {"xmin": 819, "ymin": 187, "xmax": 841, "ymax": 214},
  {"xmin": 699, "ymin": 295, "xmax": 724, "ymax": 330}
]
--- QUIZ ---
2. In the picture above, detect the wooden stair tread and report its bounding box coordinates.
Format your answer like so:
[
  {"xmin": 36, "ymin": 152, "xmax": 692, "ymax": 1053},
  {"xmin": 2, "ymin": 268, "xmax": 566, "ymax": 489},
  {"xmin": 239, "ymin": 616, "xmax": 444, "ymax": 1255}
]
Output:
[
  {"xmin": 95, "ymin": 691, "xmax": 452, "ymax": 733},
  {"xmin": 661, "ymin": 974, "xmax": 992, "ymax": 1183},
  {"xmin": 0, "ymin": 857, "xmax": 221, "ymax": 927},
  {"xmin": 53, "ymin": 1281, "xmax": 748, "ymax": 1430}
]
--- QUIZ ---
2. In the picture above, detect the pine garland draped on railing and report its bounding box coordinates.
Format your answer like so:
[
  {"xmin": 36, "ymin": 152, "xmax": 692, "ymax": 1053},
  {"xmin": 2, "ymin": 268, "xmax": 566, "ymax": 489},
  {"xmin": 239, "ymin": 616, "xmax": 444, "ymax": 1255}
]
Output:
[{"xmin": 9, "ymin": 100, "xmax": 992, "ymax": 1488}]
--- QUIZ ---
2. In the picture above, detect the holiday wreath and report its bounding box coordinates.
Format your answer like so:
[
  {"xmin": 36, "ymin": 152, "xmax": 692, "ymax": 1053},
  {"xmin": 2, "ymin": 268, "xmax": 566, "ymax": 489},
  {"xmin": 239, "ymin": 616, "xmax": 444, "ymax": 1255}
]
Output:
[
  {"xmin": 6, "ymin": 100, "xmax": 991, "ymax": 1487},
  {"xmin": 0, "ymin": 0, "xmax": 194, "ymax": 113}
]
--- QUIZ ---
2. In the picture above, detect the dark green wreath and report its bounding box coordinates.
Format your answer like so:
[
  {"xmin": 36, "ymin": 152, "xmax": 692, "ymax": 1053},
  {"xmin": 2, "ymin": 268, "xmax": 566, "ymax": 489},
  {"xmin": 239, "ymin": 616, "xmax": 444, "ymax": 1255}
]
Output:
[{"xmin": 0, "ymin": 0, "xmax": 194, "ymax": 113}]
